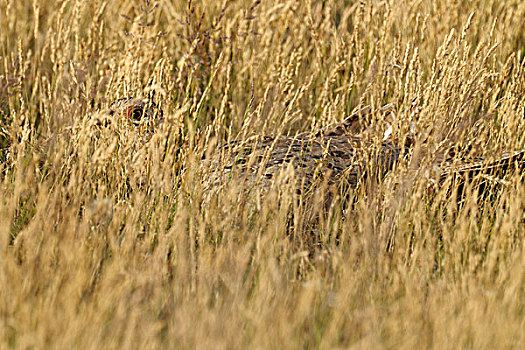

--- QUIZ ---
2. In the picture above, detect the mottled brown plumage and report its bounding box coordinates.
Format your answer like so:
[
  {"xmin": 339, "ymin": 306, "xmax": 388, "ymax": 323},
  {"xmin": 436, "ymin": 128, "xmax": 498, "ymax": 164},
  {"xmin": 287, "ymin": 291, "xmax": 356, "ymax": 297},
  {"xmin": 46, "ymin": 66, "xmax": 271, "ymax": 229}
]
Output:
[
  {"xmin": 203, "ymin": 130, "xmax": 400, "ymax": 192},
  {"xmin": 440, "ymin": 149, "xmax": 525, "ymax": 180},
  {"xmin": 117, "ymin": 99, "xmax": 524, "ymax": 197},
  {"xmin": 200, "ymin": 105, "xmax": 404, "ymax": 196}
]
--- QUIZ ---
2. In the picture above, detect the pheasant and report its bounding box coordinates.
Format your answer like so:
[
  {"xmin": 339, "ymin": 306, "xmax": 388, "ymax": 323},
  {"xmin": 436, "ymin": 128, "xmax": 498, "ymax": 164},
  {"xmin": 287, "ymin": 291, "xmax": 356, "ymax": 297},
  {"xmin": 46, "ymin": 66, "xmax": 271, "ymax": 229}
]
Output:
[{"xmin": 115, "ymin": 98, "xmax": 525, "ymax": 197}]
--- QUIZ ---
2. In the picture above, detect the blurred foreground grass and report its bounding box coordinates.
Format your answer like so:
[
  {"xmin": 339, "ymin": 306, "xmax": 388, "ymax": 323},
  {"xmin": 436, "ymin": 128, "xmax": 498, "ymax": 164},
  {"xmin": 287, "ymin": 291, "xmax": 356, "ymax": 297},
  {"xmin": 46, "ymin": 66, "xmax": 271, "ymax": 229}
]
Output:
[{"xmin": 1, "ymin": 0, "xmax": 525, "ymax": 348}]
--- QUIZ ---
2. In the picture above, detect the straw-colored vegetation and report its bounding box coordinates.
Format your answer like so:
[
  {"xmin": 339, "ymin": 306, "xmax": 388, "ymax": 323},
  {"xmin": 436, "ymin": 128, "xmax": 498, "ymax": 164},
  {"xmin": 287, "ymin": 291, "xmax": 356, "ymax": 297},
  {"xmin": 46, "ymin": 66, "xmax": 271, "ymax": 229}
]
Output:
[{"xmin": 1, "ymin": 0, "xmax": 525, "ymax": 348}]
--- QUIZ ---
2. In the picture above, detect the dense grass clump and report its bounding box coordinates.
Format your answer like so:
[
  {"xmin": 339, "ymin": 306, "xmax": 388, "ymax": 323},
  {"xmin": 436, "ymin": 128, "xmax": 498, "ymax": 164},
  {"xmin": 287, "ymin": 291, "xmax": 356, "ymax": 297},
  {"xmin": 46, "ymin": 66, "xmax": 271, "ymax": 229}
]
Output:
[{"xmin": 1, "ymin": 0, "xmax": 525, "ymax": 348}]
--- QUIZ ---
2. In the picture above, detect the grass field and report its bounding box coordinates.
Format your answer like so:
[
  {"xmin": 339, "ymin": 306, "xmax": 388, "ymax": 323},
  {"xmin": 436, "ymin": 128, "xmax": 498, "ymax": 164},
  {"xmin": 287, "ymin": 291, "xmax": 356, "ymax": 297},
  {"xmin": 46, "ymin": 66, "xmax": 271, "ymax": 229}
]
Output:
[{"xmin": 1, "ymin": 0, "xmax": 525, "ymax": 348}]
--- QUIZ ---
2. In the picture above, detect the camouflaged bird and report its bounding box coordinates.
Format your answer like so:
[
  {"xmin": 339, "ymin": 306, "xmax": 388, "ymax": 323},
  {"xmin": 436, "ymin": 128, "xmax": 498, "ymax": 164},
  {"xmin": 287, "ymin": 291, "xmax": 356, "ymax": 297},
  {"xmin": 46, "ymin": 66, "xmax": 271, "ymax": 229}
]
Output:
[{"xmin": 118, "ymin": 99, "xmax": 524, "ymax": 195}]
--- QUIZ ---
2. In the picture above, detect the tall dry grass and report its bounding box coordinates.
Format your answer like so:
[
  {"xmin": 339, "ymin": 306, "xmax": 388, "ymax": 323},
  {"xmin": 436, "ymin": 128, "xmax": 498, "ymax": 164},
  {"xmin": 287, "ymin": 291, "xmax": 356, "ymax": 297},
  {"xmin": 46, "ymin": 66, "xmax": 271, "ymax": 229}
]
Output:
[{"xmin": 1, "ymin": 0, "xmax": 525, "ymax": 348}]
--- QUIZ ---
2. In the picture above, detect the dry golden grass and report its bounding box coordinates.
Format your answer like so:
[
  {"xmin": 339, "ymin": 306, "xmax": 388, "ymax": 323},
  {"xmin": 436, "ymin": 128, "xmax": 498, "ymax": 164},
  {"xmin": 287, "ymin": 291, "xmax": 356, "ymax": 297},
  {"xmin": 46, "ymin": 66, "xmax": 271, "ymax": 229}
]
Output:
[{"xmin": 1, "ymin": 0, "xmax": 525, "ymax": 348}]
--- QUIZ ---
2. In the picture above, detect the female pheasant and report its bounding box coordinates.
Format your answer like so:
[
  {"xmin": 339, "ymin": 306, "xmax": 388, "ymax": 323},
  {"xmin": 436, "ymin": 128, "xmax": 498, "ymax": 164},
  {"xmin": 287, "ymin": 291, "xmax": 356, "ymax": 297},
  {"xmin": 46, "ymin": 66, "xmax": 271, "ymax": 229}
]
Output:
[{"xmin": 115, "ymin": 98, "xmax": 524, "ymax": 197}]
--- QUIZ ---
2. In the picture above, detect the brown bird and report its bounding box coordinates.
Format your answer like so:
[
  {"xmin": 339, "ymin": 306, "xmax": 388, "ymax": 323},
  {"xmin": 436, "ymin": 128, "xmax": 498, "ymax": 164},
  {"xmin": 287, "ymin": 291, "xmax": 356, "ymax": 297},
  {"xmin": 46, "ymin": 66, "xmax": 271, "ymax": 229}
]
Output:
[{"xmin": 116, "ymin": 98, "xmax": 524, "ymax": 197}]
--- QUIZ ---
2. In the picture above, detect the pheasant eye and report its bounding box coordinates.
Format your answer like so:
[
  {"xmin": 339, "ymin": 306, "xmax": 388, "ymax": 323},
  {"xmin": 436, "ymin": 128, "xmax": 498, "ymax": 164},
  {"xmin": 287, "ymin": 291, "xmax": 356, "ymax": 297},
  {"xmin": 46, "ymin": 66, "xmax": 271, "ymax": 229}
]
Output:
[{"xmin": 126, "ymin": 106, "xmax": 143, "ymax": 124}]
